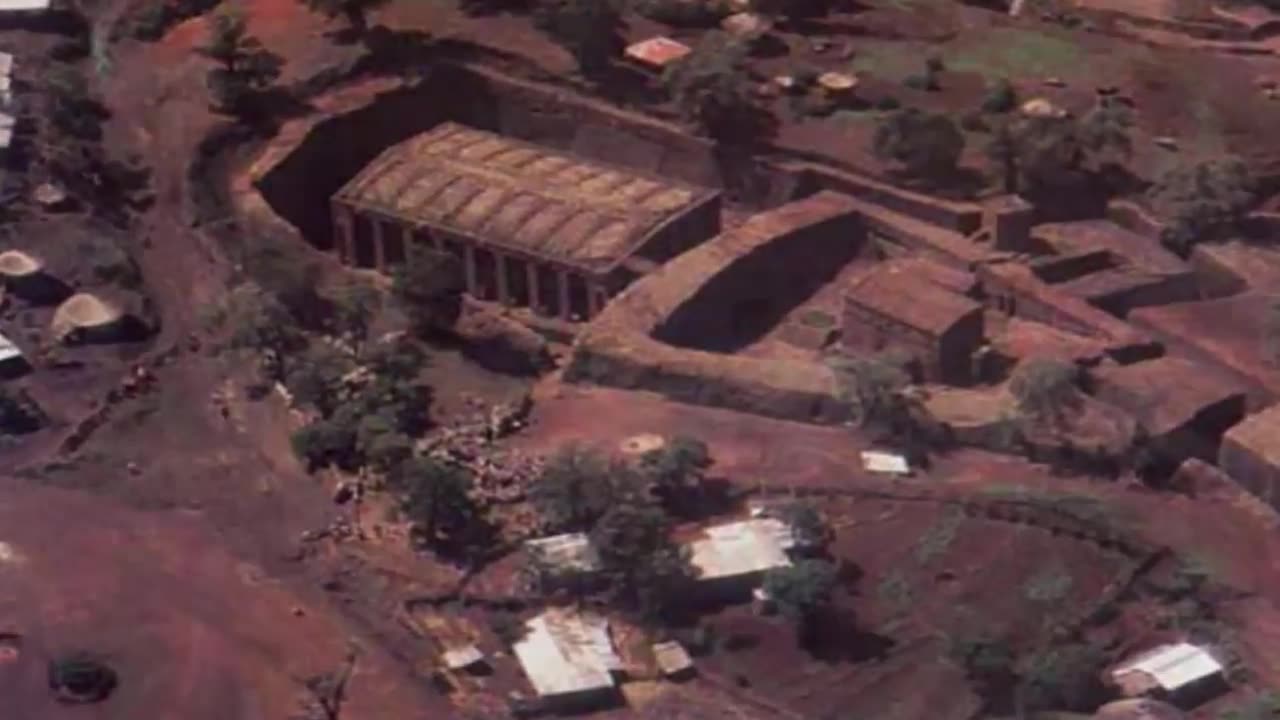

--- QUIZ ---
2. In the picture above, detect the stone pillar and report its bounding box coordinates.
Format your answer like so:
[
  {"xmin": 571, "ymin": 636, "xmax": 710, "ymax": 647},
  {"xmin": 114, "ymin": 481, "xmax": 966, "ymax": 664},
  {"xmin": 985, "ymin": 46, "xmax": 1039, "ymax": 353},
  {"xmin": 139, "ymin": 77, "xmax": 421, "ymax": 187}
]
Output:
[
  {"xmin": 586, "ymin": 283, "xmax": 603, "ymax": 318},
  {"xmin": 463, "ymin": 244, "xmax": 478, "ymax": 295},
  {"xmin": 371, "ymin": 218, "xmax": 387, "ymax": 271},
  {"xmin": 527, "ymin": 261, "xmax": 541, "ymax": 314},
  {"xmin": 332, "ymin": 204, "xmax": 355, "ymax": 266},
  {"xmin": 557, "ymin": 269, "xmax": 571, "ymax": 321},
  {"xmin": 495, "ymin": 252, "xmax": 511, "ymax": 306}
]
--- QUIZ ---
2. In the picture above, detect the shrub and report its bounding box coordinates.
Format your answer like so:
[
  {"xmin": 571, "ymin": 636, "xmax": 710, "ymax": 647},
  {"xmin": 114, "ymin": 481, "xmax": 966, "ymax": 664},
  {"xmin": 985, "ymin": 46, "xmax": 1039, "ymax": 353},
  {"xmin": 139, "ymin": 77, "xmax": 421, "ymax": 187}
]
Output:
[
  {"xmin": 1149, "ymin": 156, "xmax": 1255, "ymax": 255},
  {"xmin": 982, "ymin": 79, "xmax": 1018, "ymax": 114},
  {"xmin": 873, "ymin": 107, "xmax": 966, "ymax": 179},
  {"xmin": 1009, "ymin": 358, "xmax": 1079, "ymax": 422}
]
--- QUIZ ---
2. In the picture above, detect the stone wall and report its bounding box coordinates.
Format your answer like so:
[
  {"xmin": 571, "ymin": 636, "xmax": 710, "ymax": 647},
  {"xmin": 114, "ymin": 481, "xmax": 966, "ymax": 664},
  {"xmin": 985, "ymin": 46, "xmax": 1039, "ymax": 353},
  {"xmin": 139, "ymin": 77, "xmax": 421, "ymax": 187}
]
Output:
[{"xmin": 566, "ymin": 192, "xmax": 864, "ymax": 424}]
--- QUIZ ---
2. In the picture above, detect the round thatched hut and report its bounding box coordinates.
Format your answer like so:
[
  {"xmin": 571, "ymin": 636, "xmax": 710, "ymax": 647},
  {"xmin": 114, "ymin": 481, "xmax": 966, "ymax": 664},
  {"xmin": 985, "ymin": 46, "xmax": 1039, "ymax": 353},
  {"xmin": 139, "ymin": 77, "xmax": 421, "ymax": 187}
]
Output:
[
  {"xmin": 1094, "ymin": 699, "xmax": 1187, "ymax": 720},
  {"xmin": 0, "ymin": 250, "xmax": 67, "ymax": 304},
  {"xmin": 51, "ymin": 293, "xmax": 132, "ymax": 344}
]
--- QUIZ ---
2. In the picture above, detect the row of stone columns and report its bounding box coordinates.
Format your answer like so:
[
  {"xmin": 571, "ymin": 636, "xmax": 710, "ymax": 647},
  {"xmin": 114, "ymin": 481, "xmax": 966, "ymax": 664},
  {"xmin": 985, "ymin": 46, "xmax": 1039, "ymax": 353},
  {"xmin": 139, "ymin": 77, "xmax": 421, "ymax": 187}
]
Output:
[{"xmin": 331, "ymin": 203, "xmax": 607, "ymax": 321}]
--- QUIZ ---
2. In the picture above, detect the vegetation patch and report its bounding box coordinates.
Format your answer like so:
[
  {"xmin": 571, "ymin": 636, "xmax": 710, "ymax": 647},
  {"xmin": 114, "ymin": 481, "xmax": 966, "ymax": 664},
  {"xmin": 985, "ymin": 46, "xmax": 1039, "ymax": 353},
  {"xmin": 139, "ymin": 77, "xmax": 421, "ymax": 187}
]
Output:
[
  {"xmin": 945, "ymin": 28, "xmax": 1089, "ymax": 80},
  {"xmin": 1023, "ymin": 564, "xmax": 1074, "ymax": 604},
  {"xmin": 914, "ymin": 511, "xmax": 964, "ymax": 565}
]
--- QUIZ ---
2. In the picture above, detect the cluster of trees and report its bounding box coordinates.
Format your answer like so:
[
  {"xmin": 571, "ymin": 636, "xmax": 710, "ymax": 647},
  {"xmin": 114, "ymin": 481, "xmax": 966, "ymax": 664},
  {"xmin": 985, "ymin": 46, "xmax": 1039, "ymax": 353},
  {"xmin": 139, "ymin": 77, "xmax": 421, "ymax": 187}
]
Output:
[
  {"xmin": 528, "ymin": 436, "xmax": 713, "ymax": 619},
  {"xmin": 873, "ymin": 107, "xmax": 965, "ymax": 182},
  {"xmin": 827, "ymin": 353, "xmax": 939, "ymax": 466},
  {"xmin": 762, "ymin": 503, "xmax": 839, "ymax": 645},
  {"xmin": 1147, "ymin": 156, "xmax": 1255, "ymax": 255},
  {"xmin": 198, "ymin": 8, "xmax": 284, "ymax": 122},
  {"xmin": 949, "ymin": 632, "xmax": 1108, "ymax": 716}
]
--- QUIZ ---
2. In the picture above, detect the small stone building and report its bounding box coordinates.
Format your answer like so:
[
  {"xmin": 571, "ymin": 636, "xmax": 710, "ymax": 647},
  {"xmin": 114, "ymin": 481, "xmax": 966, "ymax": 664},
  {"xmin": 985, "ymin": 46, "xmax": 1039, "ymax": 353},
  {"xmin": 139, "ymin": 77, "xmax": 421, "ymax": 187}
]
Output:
[
  {"xmin": 1094, "ymin": 357, "xmax": 1247, "ymax": 470},
  {"xmin": 844, "ymin": 262, "xmax": 985, "ymax": 384},
  {"xmin": 1219, "ymin": 403, "xmax": 1280, "ymax": 510},
  {"xmin": 331, "ymin": 122, "xmax": 722, "ymax": 322}
]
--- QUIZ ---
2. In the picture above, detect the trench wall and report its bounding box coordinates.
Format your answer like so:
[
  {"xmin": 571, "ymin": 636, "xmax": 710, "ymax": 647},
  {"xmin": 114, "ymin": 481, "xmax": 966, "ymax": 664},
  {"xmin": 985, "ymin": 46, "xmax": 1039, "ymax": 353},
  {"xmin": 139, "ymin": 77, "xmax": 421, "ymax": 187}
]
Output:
[{"xmin": 566, "ymin": 192, "xmax": 862, "ymax": 423}]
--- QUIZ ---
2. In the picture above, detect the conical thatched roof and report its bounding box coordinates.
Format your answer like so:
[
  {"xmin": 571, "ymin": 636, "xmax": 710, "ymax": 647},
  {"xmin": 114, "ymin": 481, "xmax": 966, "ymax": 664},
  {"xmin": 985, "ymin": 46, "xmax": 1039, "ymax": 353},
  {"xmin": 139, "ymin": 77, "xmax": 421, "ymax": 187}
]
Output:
[
  {"xmin": 51, "ymin": 293, "xmax": 123, "ymax": 339},
  {"xmin": 0, "ymin": 250, "xmax": 43, "ymax": 278},
  {"xmin": 1094, "ymin": 699, "xmax": 1187, "ymax": 720}
]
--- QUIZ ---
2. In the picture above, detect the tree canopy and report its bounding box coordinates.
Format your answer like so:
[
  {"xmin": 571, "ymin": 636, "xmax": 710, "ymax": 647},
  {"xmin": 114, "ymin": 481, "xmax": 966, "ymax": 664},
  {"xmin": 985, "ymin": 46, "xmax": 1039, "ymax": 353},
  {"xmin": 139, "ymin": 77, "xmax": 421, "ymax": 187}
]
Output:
[
  {"xmin": 1148, "ymin": 156, "xmax": 1255, "ymax": 255},
  {"xmin": 778, "ymin": 501, "xmax": 832, "ymax": 552},
  {"xmin": 299, "ymin": 0, "xmax": 389, "ymax": 35},
  {"xmin": 533, "ymin": 0, "xmax": 624, "ymax": 78},
  {"xmin": 663, "ymin": 32, "xmax": 758, "ymax": 142},
  {"xmin": 873, "ymin": 108, "xmax": 966, "ymax": 181},
  {"xmin": 763, "ymin": 559, "xmax": 839, "ymax": 642},
  {"xmin": 1009, "ymin": 358, "xmax": 1079, "ymax": 423},
  {"xmin": 637, "ymin": 434, "xmax": 712, "ymax": 512},
  {"xmin": 197, "ymin": 7, "xmax": 282, "ymax": 117},
  {"xmin": 390, "ymin": 245, "xmax": 465, "ymax": 336},
  {"xmin": 590, "ymin": 498, "xmax": 692, "ymax": 619},
  {"xmin": 530, "ymin": 444, "xmax": 619, "ymax": 532},
  {"xmin": 391, "ymin": 456, "xmax": 481, "ymax": 551}
]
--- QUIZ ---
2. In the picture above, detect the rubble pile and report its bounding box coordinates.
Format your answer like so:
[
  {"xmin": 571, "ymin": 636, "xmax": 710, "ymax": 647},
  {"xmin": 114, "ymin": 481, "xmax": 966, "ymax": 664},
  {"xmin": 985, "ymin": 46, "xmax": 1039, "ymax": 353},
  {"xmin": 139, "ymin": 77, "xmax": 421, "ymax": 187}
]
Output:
[{"xmin": 421, "ymin": 393, "xmax": 543, "ymax": 505}]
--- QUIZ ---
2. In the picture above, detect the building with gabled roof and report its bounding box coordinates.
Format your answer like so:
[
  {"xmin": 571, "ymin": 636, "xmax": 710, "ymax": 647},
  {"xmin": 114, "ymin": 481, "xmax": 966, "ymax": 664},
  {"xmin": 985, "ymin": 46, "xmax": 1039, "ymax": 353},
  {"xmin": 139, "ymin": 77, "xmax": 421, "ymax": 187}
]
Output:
[
  {"xmin": 1111, "ymin": 642, "xmax": 1226, "ymax": 707},
  {"xmin": 512, "ymin": 608, "xmax": 622, "ymax": 710},
  {"xmin": 331, "ymin": 122, "xmax": 721, "ymax": 322},
  {"xmin": 843, "ymin": 261, "xmax": 985, "ymax": 384}
]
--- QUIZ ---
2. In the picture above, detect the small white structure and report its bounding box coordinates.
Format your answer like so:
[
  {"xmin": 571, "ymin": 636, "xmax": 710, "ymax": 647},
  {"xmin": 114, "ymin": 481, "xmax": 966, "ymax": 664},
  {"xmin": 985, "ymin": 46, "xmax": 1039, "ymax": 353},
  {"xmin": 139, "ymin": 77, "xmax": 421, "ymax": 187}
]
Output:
[
  {"xmin": 1112, "ymin": 643, "xmax": 1224, "ymax": 700},
  {"xmin": 441, "ymin": 644, "xmax": 485, "ymax": 672},
  {"xmin": 0, "ymin": 0, "xmax": 50, "ymax": 11},
  {"xmin": 513, "ymin": 609, "xmax": 621, "ymax": 708},
  {"xmin": 651, "ymin": 640, "xmax": 694, "ymax": 679},
  {"xmin": 624, "ymin": 36, "xmax": 692, "ymax": 71},
  {"xmin": 525, "ymin": 532, "xmax": 602, "ymax": 575},
  {"xmin": 861, "ymin": 450, "xmax": 911, "ymax": 475},
  {"xmin": 688, "ymin": 518, "xmax": 795, "ymax": 583},
  {"xmin": 0, "ymin": 331, "xmax": 27, "ymax": 377}
]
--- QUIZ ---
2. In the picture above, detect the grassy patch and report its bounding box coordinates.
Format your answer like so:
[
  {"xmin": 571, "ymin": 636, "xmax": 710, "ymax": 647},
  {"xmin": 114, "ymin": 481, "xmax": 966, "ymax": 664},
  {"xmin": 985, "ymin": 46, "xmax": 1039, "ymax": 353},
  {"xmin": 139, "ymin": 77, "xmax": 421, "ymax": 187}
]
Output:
[
  {"xmin": 914, "ymin": 511, "xmax": 964, "ymax": 565},
  {"xmin": 877, "ymin": 570, "xmax": 914, "ymax": 612},
  {"xmin": 944, "ymin": 28, "xmax": 1088, "ymax": 81},
  {"xmin": 1024, "ymin": 564, "xmax": 1074, "ymax": 604},
  {"xmin": 850, "ymin": 42, "xmax": 927, "ymax": 84},
  {"xmin": 797, "ymin": 308, "xmax": 838, "ymax": 329}
]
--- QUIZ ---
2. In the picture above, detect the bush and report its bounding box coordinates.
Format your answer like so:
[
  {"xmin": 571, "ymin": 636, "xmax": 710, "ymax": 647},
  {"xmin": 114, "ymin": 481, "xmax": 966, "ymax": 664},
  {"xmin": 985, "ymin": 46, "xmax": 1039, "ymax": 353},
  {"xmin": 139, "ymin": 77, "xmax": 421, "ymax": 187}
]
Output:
[
  {"xmin": 982, "ymin": 79, "xmax": 1018, "ymax": 114},
  {"xmin": 1149, "ymin": 156, "xmax": 1255, "ymax": 255},
  {"xmin": 875, "ymin": 95, "xmax": 901, "ymax": 111},
  {"xmin": 1009, "ymin": 358, "xmax": 1079, "ymax": 422},
  {"xmin": 873, "ymin": 107, "xmax": 965, "ymax": 180},
  {"xmin": 630, "ymin": 0, "xmax": 719, "ymax": 26}
]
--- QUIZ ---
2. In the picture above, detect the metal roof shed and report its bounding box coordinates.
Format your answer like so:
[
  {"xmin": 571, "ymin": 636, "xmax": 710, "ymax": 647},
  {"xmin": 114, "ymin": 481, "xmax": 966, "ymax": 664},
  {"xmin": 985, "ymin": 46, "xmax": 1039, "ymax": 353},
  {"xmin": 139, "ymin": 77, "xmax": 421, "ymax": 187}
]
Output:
[
  {"xmin": 687, "ymin": 518, "xmax": 795, "ymax": 582},
  {"xmin": 512, "ymin": 610, "xmax": 621, "ymax": 708}
]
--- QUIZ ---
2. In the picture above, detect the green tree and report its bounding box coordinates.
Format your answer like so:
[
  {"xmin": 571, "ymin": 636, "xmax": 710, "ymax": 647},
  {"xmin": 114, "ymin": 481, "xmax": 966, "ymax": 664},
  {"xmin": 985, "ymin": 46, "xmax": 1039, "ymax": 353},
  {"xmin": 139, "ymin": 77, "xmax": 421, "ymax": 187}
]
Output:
[
  {"xmin": 873, "ymin": 108, "xmax": 966, "ymax": 181},
  {"xmin": 778, "ymin": 501, "xmax": 832, "ymax": 552},
  {"xmin": 355, "ymin": 411, "xmax": 413, "ymax": 472},
  {"xmin": 1009, "ymin": 358, "xmax": 1079, "ymax": 423},
  {"xmin": 663, "ymin": 31, "xmax": 757, "ymax": 141},
  {"xmin": 224, "ymin": 282, "xmax": 308, "ymax": 383},
  {"xmin": 590, "ymin": 498, "xmax": 692, "ymax": 619},
  {"xmin": 1149, "ymin": 156, "xmax": 1255, "ymax": 255},
  {"xmin": 1079, "ymin": 97, "xmax": 1133, "ymax": 167},
  {"xmin": 46, "ymin": 64, "xmax": 108, "ymax": 142},
  {"xmin": 948, "ymin": 631, "xmax": 1017, "ymax": 703},
  {"xmin": 285, "ymin": 343, "xmax": 354, "ymax": 417},
  {"xmin": 982, "ymin": 78, "xmax": 1018, "ymax": 114},
  {"xmin": 391, "ymin": 457, "xmax": 479, "ymax": 549},
  {"xmin": 1012, "ymin": 115, "xmax": 1088, "ymax": 198},
  {"xmin": 533, "ymin": 0, "xmax": 623, "ymax": 79},
  {"xmin": 985, "ymin": 118, "xmax": 1021, "ymax": 194},
  {"xmin": 327, "ymin": 281, "xmax": 380, "ymax": 352},
  {"xmin": 830, "ymin": 354, "xmax": 911, "ymax": 428},
  {"xmin": 390, "ymin": 245, "xmax": 465, "ymax": 336},
  {"xmin": 763, "ymin": 559, "xmax": 839, "ymax": 640},
  {"xmin": 198, "ymin": 7, "xmax": 282, "ymax": 117},
  {"xmin": 530, "ymin": 444, "xmax": 617, "ymax": 531},
  {"xmin": 291, "ymin": 416, "xmax": 359, "ymax": 471},
  {"xmin": 1017, "ymin": 643, "xmax": 1108, "ymax": 715},
  {"xmin": 637, "ymin": 434, "xmax": 712, "ymax": 511},
  {"xmin": 299, "ymin": 0, "xmax": 389, "ymax": 36}
]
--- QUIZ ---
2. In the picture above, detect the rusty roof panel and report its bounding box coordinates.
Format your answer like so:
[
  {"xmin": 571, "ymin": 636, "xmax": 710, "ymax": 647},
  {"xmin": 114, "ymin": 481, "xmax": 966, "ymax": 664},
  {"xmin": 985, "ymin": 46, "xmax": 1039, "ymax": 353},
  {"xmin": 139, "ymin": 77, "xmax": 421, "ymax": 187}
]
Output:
[{"xmin": 453, "ymin": 185, "xmax": 509, "ymax": 230}]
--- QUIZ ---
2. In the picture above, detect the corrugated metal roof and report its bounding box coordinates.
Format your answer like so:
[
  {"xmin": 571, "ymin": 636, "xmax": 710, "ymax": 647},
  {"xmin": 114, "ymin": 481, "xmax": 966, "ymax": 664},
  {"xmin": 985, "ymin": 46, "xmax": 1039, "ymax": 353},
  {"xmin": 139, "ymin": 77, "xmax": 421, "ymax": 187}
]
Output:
[
  {"xmin": 624, "ymin": 36, "xmax": 692, "ymax": 68},
  {"xmin": 0, "ymin": 0, "xmax": 49, "ymax": 10},
  {"xmin": 334, "ymin": 123, "xmax": 714, "ymax": 273},
  {"xmin": 1114, "ymin": 643, "xmax": 1222, "ymax": 691},
  {"xmin": 688, "ymin": 518, "xmax": 794, "ymax": 581},
  {"xmin": 0, "ymin": 332, "xmax": 21, "ymax": 363},
  {"xmin": 525, "ymin": 532, "xmax": 601, "ymax": 574},
  {"xmin": 861, "ymin": 450, "xmax": 910, "ymax": 474},
  {"xmin": 513, "ymin": 610, "xmax": 619, "ymax": 698}
]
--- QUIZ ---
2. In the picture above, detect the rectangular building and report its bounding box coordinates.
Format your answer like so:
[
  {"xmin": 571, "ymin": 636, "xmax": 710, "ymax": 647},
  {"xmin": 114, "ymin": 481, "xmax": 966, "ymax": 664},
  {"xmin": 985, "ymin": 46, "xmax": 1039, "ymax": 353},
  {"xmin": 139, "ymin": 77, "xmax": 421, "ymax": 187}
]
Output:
[
  {"xmin": 331, "ymin": 122, "xmax": 722, "ymax": 322},
  {"xmin": 512, "ymin": 609, "xmax": 622, "ymax": 711},
  {"xmin": 843, "ymin": 261, "xmax": 985, "ymax": 384},
  {"xmin": 687, "ymin": 518, "xmax": 795, "ymax": 595}
]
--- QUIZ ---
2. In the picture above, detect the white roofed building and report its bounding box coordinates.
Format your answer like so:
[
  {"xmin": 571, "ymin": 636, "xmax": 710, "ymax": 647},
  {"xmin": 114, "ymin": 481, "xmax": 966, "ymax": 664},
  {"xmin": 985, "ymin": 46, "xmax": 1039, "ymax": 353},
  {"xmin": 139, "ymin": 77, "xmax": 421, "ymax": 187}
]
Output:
[
  {"xmin": 512, "ymin": 609, "xmax": 622, "ymax": 710},
  {"xmin": 687, "ymin": 518, "xmax": 795, "ymax": 595},
  {"xmin": 1112, "ymin": 643, "xmax": 1226, "ymax": 706},
  {"xmin": 0, "ymin": 331, "xmax": 27, "ymax": 378}
]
